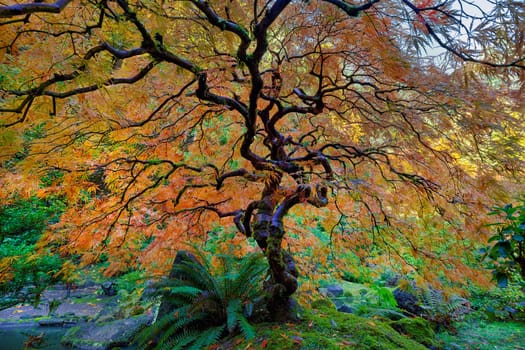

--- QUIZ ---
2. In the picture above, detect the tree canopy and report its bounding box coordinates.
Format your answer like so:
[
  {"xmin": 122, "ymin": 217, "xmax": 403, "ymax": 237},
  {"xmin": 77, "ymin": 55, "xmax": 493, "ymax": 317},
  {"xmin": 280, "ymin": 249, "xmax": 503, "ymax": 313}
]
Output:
[{"xmin": 1, "ymin": 0, "xmax": 524, "ymax": 314}]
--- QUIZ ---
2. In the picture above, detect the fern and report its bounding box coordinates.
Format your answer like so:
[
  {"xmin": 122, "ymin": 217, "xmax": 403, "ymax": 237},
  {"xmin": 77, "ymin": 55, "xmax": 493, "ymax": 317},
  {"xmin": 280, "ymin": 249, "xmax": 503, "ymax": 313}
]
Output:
[
  {"xmin": 238, "ymin": 314, "xmax": 256, "ymax": 340},
  {"xmin": 164, "ymin": 330, "xmax": 200, "ymax": 350},
  {"xmin": 159, "ymin": 285, "xmax": 203, "ymax": 298},
  {"xmin": 187, "ymin": 325, "xmax": 225, "ymax": 350},
  {"xmin": 227, "ymin": 298, "xmax": 242, "ymax": 332},
  {"xmin": 136, "ymin": 251, "xmax": 267, "ymax": 349},
  {"xmin": 417, "ymin": 288, "xmax": 470, "ymax": 331}
]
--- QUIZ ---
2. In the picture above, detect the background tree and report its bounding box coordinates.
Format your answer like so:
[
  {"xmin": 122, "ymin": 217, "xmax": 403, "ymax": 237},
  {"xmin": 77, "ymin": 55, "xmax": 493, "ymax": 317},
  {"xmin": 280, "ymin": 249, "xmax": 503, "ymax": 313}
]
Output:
[{"xmin": 1, "ymin": 0, "xmax": 524, "ymax": 317}]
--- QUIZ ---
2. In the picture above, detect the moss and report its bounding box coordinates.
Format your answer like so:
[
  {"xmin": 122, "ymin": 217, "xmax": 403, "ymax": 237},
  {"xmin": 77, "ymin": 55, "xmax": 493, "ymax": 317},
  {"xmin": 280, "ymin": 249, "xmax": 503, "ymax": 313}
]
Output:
[
  {"xmin": 229, "ymin": 303, "xmax": 427, "ymax": 349},
  {"xmin": 390, "ymin": 317, "xmax": 436, "ymax": 347},
  {"xmin": 71, "ymin": 295, "xmax": 102, "ymax": 304},
  {"xmin": 436, "ymin": 320, "xmax": 525, "ymax": 350},
  {"xmin": 339, "ymin": 281, "xmax": 372, "ymax": 298},
  {"xmin": 60, "ymin": 325, "xmax": 81, "ymax": 346},
  {"xmin": 310, "ymin": 298, "xmax": 336, "ymax": 311}
]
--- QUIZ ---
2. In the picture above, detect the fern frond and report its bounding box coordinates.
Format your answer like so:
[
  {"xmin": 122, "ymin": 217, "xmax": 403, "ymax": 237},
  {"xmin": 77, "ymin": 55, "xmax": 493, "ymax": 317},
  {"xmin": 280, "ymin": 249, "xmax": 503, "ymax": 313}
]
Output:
[
  {"xmin": 134, "ymin": 311, "xmax": 177, "ymax": 347},
  {"xmin": 168, "ymin": 329, "xmax": 200, "ymax": 350},
  {"xmin": 157, "ymin": 338, "xmax": 177, "ymax": 350},
  {"xmin": 134, "ymin": 305, "xmax": 191, "ymax": 347},
  {"xmin": 139, "ymin": 250, "xmax": 266, "ymax": 349},
  {"xmin": 186, "ymin": 325, "xmax": 225, "ymax": 350},
  {"xmin": 160, "ymin": 285, "xmax": 203, "ymax": 298},
  {"xmin": 172, "ymin": 261, "xmax": 220, "ymax": 293},
  {"xmin": 231, "ymin": 253, "xmax": 267, "ymax": 299},
  {"xmin": 154, "ymin": 312, "xmax": 207, "ymax": 347},
  {"xmin": 238, "ymin": 314, "xmax": 256, "ymax": 340},
  {"xmin": 226, "ymin": 298, "xmax": 242, "ymax": 333}
]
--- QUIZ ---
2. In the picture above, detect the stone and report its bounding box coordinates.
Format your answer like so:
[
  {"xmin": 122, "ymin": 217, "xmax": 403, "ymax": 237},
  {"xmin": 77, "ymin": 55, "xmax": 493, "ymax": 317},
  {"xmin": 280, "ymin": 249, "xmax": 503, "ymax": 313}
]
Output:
[
  {"xmin": 393, "ymin": 288, "xmax": 425, "ymax": 316},
  {"xmin": 157, "ymin": 251, "xmax": 203, "ymax": 320},
  {"xmin": 326, "ymin": 284, "xmax": 344, "ymax": 298},
  {"xmin": 38, "ymin": 318, "xmax": 65, "ymax": 327},
  {"xmin": 61, "ymin": 314, "xmax": 152, "ymax": 350},
  {"xmin": 310, "ymin": 298, "xmax": 336, "ymax": 310},
  {"xmin": 336, "ymin": 304, "xmax": 354, "ymax": 314},
  {"xmin": 100, "ymin": 282, "xmax": 117, "ymax": 296}
]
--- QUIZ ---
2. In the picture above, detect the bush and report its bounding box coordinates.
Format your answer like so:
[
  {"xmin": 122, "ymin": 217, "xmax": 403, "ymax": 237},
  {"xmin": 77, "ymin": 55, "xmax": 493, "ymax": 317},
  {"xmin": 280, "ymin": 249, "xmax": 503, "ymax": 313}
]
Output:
[
  {"xmin": 0, "ymin": 196, "xmax": 65, "ymax": 307},
  {"xmin": 469, "ymin": 284, "xmax": 525, "ymax": 321},
  {"xmin": 482, "ymin": 197, "xmax": 525, "ymax": 287}
]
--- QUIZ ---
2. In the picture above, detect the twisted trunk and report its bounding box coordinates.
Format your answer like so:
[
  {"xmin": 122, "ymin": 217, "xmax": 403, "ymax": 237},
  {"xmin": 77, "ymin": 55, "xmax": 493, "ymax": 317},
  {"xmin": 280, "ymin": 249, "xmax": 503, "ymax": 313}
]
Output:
[{"xmin": 249, "ymin": 180, "xmax": 327, "ymax": 321}]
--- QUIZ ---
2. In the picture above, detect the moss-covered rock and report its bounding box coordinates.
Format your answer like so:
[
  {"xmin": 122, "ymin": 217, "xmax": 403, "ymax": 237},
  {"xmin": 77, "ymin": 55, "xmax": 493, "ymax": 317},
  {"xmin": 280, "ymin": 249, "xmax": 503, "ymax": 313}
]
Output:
[
  {"xmin": 228, "ymin": 303, "xmax": 428, "ymax": 349},
  {"xmin": 310, "ymin": 298, "xmax": 336, "ymax": 311},
  {"xmin": 390, "ymin": 317, "xmax": 436, "ymax": 348}
]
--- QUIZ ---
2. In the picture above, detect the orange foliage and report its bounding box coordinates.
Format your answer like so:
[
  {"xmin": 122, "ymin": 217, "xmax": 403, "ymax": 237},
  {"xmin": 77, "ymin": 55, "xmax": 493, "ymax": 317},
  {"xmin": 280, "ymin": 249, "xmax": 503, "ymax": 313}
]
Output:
[{"xmin": 0, "ymin": 0, "xmax": 523, "ymax": 295}]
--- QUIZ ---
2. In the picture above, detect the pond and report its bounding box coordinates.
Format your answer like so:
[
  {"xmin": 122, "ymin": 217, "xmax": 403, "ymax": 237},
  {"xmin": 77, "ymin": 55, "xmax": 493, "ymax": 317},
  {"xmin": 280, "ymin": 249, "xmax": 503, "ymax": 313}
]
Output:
[
  {"xmin": 0, "ymin": 325, "xmax": 69, "ymax": 350},
  {"xmin": 0, "ymin": 324, "xmax": 137, "ymax": 350}
]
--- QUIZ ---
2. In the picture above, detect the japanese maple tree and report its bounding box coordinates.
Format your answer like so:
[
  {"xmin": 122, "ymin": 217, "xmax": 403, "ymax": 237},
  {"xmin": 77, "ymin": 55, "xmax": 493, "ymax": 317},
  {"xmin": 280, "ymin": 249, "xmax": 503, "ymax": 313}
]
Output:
[{"xmin": 1, "ymin": 0, "xmax": 524, "ymax": 317}]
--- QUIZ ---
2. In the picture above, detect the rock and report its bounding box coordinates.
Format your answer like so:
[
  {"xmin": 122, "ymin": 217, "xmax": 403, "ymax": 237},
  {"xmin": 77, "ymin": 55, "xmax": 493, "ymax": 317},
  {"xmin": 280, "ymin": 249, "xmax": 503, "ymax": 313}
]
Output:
[
  {"xmin": 393, "ymin": 289, "xmax": 425, "ymax": 316},
  {"xmin": 157, "ymin": 251, "xmax": 203, "ymax": 320},
  {"xmin": 38, "ymin": 318, "xmax": 65, "ymax": 327},
  {"xmin": 336, "ymin": 304, "xmax": 354, "ymax": 313},
  {"xmin": 168, "ymin": 250, "xmax": 201, "ymax": 279},
  {"xmin": 390, "ymin": 317, "xmax": 436, "ymax": 348},
  {"xmin": 101, "ymin": 282, "xmax": 117, "ymax": 296},
  {"xmin": 140, "ymin": 280, "xmax": 156, "ymax": 301},
  {"xmin": 311, "ymin": 298, "xmax": 336, "ymax": 310},
  {"xmin": 326, "ymin": 284, "xmax": 344, "ymax": 298},
  {"xmin": 61, "ymin": 314, "xmax": 152, "ymax": 350},
  {"xmin": 332, "ymin": 298, "xmax": 344, "ymax": 309},
  {"xmin": 319, "ymin": 287, "xmax": 329, "ymax": 297}
]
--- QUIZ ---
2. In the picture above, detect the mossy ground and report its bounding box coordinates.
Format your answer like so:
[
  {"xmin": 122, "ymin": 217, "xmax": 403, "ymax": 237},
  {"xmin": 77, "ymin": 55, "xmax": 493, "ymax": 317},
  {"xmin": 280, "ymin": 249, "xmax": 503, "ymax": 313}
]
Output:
[
  {"xmin": 436, "ymin": 320, "xmax": 525, "ymax": 350},
  {"xmin": 224, "ymin": 302, "xmax": 427, "ymax": 349},
  {"xmin": 389, "ymin": 317, "xmax": 436, "ymax": 348}
]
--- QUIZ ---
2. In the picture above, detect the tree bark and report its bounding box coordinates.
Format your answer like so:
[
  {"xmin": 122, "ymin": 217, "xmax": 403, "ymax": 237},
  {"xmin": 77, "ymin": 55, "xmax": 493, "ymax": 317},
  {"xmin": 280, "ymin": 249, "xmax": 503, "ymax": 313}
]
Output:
[{"xmin": 249, "ymin": 182, "xmax": 327, "ymax": 321}]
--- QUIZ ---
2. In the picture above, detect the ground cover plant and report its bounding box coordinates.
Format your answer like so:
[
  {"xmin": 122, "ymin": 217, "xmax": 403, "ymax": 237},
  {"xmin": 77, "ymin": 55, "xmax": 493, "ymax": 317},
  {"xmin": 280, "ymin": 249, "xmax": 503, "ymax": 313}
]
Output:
[{"xmin": 0, "ymin": 0, "xmax": 524, "ymax": 348}]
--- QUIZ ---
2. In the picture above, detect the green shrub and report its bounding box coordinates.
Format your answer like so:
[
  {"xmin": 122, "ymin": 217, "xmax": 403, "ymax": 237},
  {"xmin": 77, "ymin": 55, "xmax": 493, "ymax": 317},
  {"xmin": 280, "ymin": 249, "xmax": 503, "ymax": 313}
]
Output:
[
  {"xmin": 469, "ymin": 284, "xmax": 525, "ymax": 321},
  {"xmin": 482, "ymin": 197, "xmax": 525, "ymax": 287},
  {"xmin": 0, "ymin": 196, "xmax": 65, "ymax": 307}
]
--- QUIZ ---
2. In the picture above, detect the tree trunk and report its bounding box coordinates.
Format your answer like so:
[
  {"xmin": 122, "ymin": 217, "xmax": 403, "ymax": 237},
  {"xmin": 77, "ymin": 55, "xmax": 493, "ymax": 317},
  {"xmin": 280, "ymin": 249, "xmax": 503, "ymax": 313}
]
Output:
[{"xmin": 249, "ymin": 184, "xmax": 306, "ymax": 320}]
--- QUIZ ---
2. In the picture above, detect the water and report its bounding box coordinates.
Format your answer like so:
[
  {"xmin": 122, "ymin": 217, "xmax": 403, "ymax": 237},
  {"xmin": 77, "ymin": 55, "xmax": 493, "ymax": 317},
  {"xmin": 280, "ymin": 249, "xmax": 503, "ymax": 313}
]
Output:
[{"xmin": 0, "ymin": 325, "xmax": 69, "ymax": 350}]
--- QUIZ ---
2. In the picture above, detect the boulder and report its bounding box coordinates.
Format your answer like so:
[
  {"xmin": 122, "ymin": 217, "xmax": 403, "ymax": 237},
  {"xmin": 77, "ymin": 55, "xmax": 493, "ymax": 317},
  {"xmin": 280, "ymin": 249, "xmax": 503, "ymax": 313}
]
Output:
[
  {"xmin": 336, "ymin": 304, "xmax": 354, "ymax": 314},
  {"xmin": 61, "ymin": 314, "xmax": 152, "ymax": 350},
  {"xmin": 393, "ymin": 288, "xmax": 425, "ymax": 316},
  {"xmin": 38, "ymin": 318, "xmax": 65, "ymax": 327},
  {"xmin": 156, "ymin": 251, "xmax": 202, "ymax": 320},
  {"xmin": 326, "ymin": 284, "xmax": 344, "ymax": 298},
  {"xmin": 100, "ymin": 282, "xmax": 117, "ymax": 297}
]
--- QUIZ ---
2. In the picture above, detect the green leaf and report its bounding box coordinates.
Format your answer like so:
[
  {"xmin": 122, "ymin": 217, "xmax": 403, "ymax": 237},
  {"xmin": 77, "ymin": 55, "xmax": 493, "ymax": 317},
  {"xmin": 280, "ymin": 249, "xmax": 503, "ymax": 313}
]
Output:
[
  {"xmin": 512, "ymin": 235, "xmax": 524, "ymax": 242},
  {"xmin": 490, "ymin": 241, "xmax": 512, "ymax": 258},
  {"xmin": 488, "ymin": 235, "xmax": 502, "ymax": 243}
]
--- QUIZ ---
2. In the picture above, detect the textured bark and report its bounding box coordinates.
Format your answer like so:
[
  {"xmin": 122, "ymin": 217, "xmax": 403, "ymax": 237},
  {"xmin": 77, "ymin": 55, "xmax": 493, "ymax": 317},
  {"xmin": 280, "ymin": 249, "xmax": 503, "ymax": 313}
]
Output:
[{"xmin": 248, "ymin": 181, "xmax": 327, "ymax": 319}]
